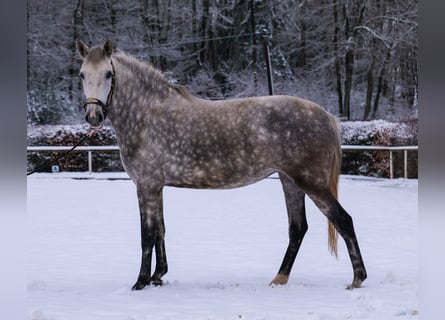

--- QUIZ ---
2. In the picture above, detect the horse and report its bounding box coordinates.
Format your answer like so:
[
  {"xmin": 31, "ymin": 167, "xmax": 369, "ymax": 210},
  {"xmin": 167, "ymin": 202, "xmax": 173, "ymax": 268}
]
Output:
[{"xmin": 76, "ymin": 39, "xmax": 367, "ymax": 290}]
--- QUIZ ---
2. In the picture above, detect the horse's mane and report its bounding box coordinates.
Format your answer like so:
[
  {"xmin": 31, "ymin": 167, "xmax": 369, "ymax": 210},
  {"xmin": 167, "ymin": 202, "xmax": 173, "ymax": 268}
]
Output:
[
  {"xmin": 112, "ymin": 51, "xmax": 193, "ymax": 101},
  {"xmin": 168, "ymin": 83, "xmax": 194, "ymax": 100}
]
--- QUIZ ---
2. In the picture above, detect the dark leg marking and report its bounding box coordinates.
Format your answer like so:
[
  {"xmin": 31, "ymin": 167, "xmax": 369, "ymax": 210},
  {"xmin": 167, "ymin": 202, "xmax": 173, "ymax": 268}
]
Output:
[
  {"xmin": 132, "ymin": 186, "xmax": 168, "ymax": 290},
  {"xmin": 311, "ymin": 191, "xmax": 367, "ymax": 289},
  {"xmin": 270, "ymin": 173, "xmax": 308, "ymax": 285},
  {"xmin": 151, "ymin": 214, "xmax": 168, "ymax": 286}
]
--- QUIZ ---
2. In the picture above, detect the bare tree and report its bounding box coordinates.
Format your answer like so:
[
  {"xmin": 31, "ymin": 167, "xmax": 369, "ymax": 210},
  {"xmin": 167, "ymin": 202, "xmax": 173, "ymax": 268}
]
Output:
[{"xmin": 27, "ymin": 0, "xmax": 417, "ymax": 124}]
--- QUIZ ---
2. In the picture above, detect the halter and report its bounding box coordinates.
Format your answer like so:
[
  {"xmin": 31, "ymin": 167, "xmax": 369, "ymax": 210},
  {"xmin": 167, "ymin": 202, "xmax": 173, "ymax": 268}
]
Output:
[{"xmin": 83, "ymin": 59, "xmax": 116, "ymax": 121}]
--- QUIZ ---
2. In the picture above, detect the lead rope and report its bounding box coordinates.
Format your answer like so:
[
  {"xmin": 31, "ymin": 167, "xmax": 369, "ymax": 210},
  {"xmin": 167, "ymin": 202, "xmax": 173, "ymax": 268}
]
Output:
[{"xmin": 26, "ymin": 127, "xmax": 98, "ymax": 176}]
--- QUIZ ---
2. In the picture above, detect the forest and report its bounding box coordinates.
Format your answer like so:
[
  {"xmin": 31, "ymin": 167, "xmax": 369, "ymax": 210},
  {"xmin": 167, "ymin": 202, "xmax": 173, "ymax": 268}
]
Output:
[{"xmin": 27, "ymin": 0, "xmax": 418, "ymax": 124}]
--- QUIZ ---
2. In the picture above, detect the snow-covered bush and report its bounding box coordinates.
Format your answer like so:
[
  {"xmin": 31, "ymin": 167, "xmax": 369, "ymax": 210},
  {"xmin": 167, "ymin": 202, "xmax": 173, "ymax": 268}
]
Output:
[
  {"xmin": 27, "ymin": 119, "xmax": 418, "ymax": 178},
  {"xmin": 340, "ymin": 120, "xmax": 417, "ymax": 178},
  {"xmin": 27, "ymin": 124, "xmax": 123, "ymax": 173}
]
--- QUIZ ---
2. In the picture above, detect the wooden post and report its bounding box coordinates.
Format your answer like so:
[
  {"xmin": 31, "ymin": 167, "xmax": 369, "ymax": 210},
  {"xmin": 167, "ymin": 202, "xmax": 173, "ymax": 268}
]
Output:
[
  {"xmin": 262, "ymin": 29, "xmax": 274, "ymax": 96},
  {"xmin": 250, "ymin": 0, "xmax": 258, "ymax": 96}
]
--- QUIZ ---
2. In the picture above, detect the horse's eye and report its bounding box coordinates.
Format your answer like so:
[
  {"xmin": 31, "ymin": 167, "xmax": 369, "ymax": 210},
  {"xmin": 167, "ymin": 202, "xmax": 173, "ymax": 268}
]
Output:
[
  {"xmin": 79, "ymin": 72, "xmax": 84, "ymax": 80},
  {"xmin": 105, "ymin": 71, "xmax": 113, "ymax": 79}
]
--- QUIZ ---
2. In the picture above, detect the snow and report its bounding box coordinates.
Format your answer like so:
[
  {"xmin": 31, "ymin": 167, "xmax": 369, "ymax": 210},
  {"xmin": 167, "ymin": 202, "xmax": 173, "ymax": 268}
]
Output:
[{"xmin": 27, "ymin": 173, "xmax": 418, "ymax": 320}]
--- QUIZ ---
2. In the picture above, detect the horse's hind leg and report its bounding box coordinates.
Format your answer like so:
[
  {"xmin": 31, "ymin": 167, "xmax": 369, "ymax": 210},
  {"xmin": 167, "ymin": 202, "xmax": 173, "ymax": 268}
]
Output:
[
  {"xmin": 270, "ymin": 173, "xmax": 308, "ymax": 286},
  {"xmin": 309, "ymin": 188, "xmax": 367, "ymax": 289}
]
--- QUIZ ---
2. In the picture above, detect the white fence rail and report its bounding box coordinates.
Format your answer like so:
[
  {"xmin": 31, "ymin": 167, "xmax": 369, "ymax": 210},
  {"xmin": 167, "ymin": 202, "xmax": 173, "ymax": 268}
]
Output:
[
  {"xmin": 27, "ymin": 145, "xmax": 418, "ymax": 179},
  {"xmin": 341, "ymin": 145, "xmax": 418, "ymax": 179}
]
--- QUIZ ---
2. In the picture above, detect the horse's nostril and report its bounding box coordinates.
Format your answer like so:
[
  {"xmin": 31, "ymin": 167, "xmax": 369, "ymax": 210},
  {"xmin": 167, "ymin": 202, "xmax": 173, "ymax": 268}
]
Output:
[{"xmin": 85, "ymin": 109, "xmax": 104, "ymax": 127}]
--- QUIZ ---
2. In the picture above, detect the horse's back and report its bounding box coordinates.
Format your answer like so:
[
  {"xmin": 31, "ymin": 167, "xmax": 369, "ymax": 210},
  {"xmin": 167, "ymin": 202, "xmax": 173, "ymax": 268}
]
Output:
[
  {"xmin": 157, "ymin": 94, "xmax": 340, "ymax": 189},
  {"xmin": 203, "ymin": 94, "xmax": 339, "ymax": 151}
]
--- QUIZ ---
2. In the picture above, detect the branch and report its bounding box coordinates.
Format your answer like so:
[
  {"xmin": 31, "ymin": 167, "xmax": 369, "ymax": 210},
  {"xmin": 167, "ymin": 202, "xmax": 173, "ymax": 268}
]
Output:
[{"xmin": 354, "ymin": 25, "xmax": 392, "ymax": 48}]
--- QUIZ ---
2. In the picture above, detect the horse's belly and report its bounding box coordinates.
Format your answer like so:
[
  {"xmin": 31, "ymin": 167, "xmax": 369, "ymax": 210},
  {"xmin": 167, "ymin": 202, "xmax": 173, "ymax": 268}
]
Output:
[{"xmin": 164, "ymin": 165, "xmax": 276, "ymax": 189}]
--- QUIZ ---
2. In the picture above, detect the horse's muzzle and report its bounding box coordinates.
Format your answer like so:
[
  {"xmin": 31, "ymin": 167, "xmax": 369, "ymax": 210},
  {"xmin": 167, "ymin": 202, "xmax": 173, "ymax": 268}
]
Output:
[{"xmin": 84, "ymin": 102, "xmax": 105, "ymax": 128}]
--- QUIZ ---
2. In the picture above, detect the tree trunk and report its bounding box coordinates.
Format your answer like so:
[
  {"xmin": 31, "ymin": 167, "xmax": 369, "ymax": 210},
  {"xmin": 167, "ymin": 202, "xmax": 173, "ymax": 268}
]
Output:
[
  {"xmin": 363, "ymin": 60, "xmax": 374, "ymax": 120},
  {"xmin": 71, "ymin": 0, "xmax": 84, "ymax": 101},
  {"xmin": 343, "ymin": 48, "xmax": 354, "ymax": 120},
  {"xmin": 299, "ymin": 20, "xmax": 307, "ymax": 79},
  {"xmin": 332, "ymin": 0, "xmax": 343, "ymax": 116},
  {"xmin": 250, "ymin": 0, "xmax": 258, "ymax": 95},
  {"xmin": 372, "ymin": 49, "xmax": 391, "ymax": 117},
  {"xmin": 200, "ymin": 0, "xmax": 210, "ymax": 65},
  {"xmin": 209, "ymin": 1, "xmax": 217, "ymax": 71},
  {"xmin": 109, "ymin": 0, "xmax": 117, "ymax": 33},
  {"xmin": 192, "ymin": 0, "xmax": 200, "ymax": 66},
  {"xmin": 158, "ymin": 0, "xmax": 170, "ymax": 70}
]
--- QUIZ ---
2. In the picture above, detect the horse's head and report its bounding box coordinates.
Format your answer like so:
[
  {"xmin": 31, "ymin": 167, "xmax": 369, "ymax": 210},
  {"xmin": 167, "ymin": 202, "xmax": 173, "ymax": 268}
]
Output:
[{"xmin": 76, "ymin": 39, "xmax": 115, "ymax": 128}]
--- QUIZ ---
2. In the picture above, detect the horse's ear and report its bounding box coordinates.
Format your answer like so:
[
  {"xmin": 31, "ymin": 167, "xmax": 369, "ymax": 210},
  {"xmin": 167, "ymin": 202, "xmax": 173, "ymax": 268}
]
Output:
[
  {"xmin": 76, "ymin": 40, "xmax": 89, "ymax": 58},
  {"xmin": 103, "ymin": 39, "xmax": 113, "ymax": 57}
]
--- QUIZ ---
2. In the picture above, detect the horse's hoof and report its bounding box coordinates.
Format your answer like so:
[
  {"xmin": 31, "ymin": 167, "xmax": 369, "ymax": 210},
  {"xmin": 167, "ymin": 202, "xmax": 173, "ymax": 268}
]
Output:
[
  {"xmin": 132, "ymin": 281, "xmax": 148, "ymax": 290},
  {"xmin": 346, "ymin": 280, "xmax": 362, "ymax": 290},
  {"xmin": 150, "ymin": 278, "xmax": 163, "ymax": 286},
  {"xmin": 346, "ymin": 271, "xmax": 367, "ymax": 289},
  {"xmin": 269, "ymin": 274, "xmax": 289, "ymax": 286}
]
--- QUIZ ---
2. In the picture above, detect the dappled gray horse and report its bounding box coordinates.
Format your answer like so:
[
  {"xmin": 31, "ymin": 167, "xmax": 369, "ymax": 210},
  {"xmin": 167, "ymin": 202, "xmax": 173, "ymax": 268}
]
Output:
[{"xmin": 76, "ymin": 40, "xmax": 366, "ymax": 290}]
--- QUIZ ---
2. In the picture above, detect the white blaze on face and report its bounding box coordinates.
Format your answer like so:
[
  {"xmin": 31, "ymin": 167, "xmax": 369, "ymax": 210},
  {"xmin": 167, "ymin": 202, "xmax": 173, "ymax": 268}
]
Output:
[{"xmin": 80, "ymin": 60, "xmax": 113, "ymax": 105}]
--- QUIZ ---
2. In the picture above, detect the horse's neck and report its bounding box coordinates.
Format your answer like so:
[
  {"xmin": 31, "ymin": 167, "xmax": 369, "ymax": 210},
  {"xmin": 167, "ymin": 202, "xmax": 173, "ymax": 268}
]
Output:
[{"xmin": 108, "ymin": 59, "xmax": 172, "ymax": 137}]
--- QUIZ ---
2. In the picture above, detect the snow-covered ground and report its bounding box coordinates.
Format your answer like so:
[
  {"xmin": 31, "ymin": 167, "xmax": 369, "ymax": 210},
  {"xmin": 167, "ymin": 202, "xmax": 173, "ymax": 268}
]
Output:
[{"xmin": 27, "ymin": 173, "xmax": 418, "ymax": 320}]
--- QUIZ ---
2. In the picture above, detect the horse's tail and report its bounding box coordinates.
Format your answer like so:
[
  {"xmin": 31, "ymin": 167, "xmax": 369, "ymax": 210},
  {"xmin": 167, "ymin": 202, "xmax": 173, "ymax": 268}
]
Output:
[{"xmin": 328, "ymin": 115, "xmax": 341, "ymax": 258}]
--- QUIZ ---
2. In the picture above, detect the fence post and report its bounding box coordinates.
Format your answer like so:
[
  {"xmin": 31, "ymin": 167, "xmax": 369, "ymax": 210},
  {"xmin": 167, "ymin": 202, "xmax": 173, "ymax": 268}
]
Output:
[
  {"xmin": 389, "ymin": 150, "xmax": 393, "ymax": 179},
  {"xmin": 404, "ymin": 149, "xmax": 408, "ymax": 179},
  {"xmin": 88, "ymin": 151, "xmax": 92, "ymax": 174}
]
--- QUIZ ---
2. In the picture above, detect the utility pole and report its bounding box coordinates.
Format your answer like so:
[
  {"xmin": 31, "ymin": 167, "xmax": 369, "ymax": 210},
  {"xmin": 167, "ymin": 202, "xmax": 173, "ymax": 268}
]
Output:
[
  {"xmin": 262, "ymin": 28, "xmax": 274, "ymax": 96},
  {"xmin": 250, "ymin": 0, "xmax": 258, "ymax": 95}
]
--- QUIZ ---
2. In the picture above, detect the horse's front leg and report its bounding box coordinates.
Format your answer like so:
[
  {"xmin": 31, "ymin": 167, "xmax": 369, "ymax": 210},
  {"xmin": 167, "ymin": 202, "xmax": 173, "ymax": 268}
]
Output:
[{"xmin": 132, "ymin": 185, "xmax": 168, "ymax": 290}]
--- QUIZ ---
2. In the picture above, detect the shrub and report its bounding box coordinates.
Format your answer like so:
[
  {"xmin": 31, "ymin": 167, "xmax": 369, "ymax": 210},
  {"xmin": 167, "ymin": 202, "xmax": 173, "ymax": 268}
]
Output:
[{"xmin": 27, "ymin": 119, "xmax": 418, "ymax": 178}]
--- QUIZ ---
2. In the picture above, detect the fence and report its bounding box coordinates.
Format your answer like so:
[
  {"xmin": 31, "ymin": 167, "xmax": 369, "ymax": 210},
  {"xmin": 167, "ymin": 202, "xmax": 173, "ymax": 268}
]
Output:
[
  {"xmin": 341, "ymin": 145, "xmax": 418, "ymax": 179},
  {"xmin": 27, "ymin": 145, "xmax": 418, "ymax": 179}
]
